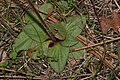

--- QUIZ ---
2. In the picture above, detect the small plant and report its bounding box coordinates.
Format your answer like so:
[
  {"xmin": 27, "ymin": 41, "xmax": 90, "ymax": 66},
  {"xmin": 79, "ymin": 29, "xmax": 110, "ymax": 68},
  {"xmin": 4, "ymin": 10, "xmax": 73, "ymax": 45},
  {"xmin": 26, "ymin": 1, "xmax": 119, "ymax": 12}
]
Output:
[{"xmin": 10, "ymin": 0, "xmax": 87, "ymax": 73}]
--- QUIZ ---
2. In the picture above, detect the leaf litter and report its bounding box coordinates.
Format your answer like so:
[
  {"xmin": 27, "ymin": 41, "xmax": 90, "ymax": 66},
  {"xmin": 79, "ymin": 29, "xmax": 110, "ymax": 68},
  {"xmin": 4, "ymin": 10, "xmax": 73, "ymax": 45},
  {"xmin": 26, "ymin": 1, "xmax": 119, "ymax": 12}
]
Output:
[
  {"xmin": 100, "ymin": 12, "xmax": 120, "ymax": 34},
  {"xmin": 0, "ymin": 0, "xmax": 120, "ymax": 80}
]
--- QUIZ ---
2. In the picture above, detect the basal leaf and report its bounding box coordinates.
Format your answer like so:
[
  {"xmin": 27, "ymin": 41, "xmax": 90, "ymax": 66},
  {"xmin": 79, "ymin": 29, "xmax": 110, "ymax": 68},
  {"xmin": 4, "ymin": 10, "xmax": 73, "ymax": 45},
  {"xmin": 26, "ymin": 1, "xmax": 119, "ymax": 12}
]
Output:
[
  {"xmin": 61, "ymin": 35, "xmax": 78, "ymax": 47},
  {"xmin": 61, "ymin": 16, "xmax": 86, "ymax": 46},
  {"xmin": 25, "ymin": 12, "xmax": 49, "ymax": 42},
  {"xmin": 12, "ymin": 10, "xmax": 49, "ymax": 59},
  {"xmin": 24, "ymin": 23, "xmax": 48, "ymax": 42},
  {"xmin": 65, "ymin": 16, "xmax": 86, "ymax": 37},
  {"xmin": 39, "ymin": 3, "xmax": 53, "ymax": 19},
  {"xmin": 13, "ymin": 32, "xmax": 38, "ymax": 52},
  {"xmin": 41, "ymin": 40, "xmax": 52, "ymax": 56},
  {"xmin": 12, "ymin": 12, "xmax": 87, "ymax": 73},
  {"xmin": 69, "ymin": 42, "xmax": 86, "ymax": 59},
  {"xmin": 57, "ymin": 1, "xmax": 69, "ymax": 12},
  {"xmin": 49, "ymin": 22, "xmax": 67, "ymax": 40},
  {"xmin": 30, "ymin": 40, "xmax": 52, "ymax": 59},
  {"xmin": 48, "ymin": 43, "xmax": 69, "ymax": 73}
]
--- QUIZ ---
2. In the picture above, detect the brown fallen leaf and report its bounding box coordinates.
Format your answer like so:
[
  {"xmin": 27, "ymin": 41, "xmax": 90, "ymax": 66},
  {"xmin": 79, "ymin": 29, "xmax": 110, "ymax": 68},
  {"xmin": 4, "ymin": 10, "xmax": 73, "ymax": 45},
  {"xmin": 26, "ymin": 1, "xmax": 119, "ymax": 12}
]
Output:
[
  {"xmin": 100, "ymin": 17, "xmax": 112, "ymax": 34},
  {"xmin": 100, "ymin": 12, "xmax": 120, "ymax": 34},
  {"xmin": 112, "ymin": 12, "xmax": 120, "ymax": 33}
]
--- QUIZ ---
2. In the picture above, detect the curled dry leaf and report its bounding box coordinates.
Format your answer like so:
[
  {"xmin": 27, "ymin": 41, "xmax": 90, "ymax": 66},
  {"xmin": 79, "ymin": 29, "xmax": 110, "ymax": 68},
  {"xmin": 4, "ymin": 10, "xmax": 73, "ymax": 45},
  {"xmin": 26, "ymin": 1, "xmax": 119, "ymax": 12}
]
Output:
[
  {"xmin": 100, "ymin": 12, "xmax": 120, "ymax": 34},
  {"xmin": 100, "ymin": 17, "xmax": 111, "ymax": 34},
  {"xmin": 112, "ymin": 12, "xmax": 120, "ymax": 33}
]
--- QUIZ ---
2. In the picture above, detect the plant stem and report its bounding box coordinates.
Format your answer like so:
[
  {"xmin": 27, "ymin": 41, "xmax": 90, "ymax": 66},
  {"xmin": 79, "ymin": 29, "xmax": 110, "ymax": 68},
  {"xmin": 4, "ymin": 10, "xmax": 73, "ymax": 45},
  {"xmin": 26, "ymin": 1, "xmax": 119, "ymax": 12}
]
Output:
[{"xmin": 27, "ymin": 0, "xmax": 57, "ymax": 42}]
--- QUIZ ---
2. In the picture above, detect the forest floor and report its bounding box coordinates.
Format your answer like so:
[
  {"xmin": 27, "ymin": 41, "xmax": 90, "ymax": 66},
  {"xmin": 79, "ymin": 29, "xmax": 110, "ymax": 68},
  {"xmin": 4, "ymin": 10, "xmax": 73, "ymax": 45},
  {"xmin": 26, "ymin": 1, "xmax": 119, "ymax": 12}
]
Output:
[{"xmin": 0, "ymin": 0, "xmax": 120, "ymax": 80}]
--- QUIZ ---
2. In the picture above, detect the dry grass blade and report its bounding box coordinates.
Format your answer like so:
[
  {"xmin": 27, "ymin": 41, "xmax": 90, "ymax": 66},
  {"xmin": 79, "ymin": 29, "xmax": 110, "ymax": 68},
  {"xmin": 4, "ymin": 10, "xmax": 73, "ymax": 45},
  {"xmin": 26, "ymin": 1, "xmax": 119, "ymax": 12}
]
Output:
[{"xmin": 114, "ymin": 0, "xmax": 120, "ymax": 10}]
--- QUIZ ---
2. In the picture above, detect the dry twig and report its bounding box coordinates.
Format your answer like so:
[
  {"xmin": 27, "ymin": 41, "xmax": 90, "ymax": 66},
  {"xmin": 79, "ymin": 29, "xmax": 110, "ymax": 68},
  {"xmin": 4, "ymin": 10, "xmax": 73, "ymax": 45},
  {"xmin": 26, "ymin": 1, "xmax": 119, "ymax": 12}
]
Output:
[{"xmin": 75, "ymin": 35, "xmax": 114, "ymax": 69}]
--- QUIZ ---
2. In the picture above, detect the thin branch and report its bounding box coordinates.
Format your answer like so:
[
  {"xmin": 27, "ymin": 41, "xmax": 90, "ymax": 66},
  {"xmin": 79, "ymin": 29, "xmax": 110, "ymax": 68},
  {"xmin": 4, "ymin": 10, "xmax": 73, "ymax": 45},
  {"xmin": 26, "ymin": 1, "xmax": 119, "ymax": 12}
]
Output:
[
  {"xmin": 0, "ymin": 68, "xmax": 33, "ymax": 76},
  {"xmin": 12, "ymin": 0, "xmax": 57, "ymax": 42},
  {"xmin": 70, "ymin": 35, "xmax": 115, "ymax": 69},
  {"xmin": 0, "ymin": 75, "xmax": 42, "ymax": 79},
  {"xmin": 0, "ymin": 68, "xmax": 16, "ymax": 73},
  {"xmin": 90, "ymin": 0, "xmax": 101, "ymax": 27},
  {"xmin": 27, "ymin": 0, "xmax": 57, "ymax": 42},
  {"xmin": 114, "ymin": 0, "xmax": 120, "ymax": 10},
  {"xmin": 70, "ymin": 36, "xmax": 120, "ymax": 52}
]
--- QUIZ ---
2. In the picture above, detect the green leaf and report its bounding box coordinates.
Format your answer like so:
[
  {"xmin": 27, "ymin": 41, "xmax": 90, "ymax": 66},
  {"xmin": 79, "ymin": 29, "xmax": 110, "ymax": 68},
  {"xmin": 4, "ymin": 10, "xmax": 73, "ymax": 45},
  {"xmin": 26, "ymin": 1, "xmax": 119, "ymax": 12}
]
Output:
[
  {"xmin": 12, "ymin": 10, "xmax": 49, "ymax": 52},
  {"xmin": 39, "ymin": 3, "xmax": 53, "ymax": 19},
  {"xmin": 61, "ymin": 16, "xmax": 86, "ymax": 46},
  {"xmin": 69, "ymin": 42, "xmax": 86, "ymax": 59},
  {"xmin": 9, "ymin": 51, "xmax": 17, "ymax": 59},
  {"xmin": 61, "ymin": 34, "xmax": 78, "ymax": 47},
  {"xmin": 57, "ymin": 1, "xmax": 69, "ymax": 11},
  {"xmin": 25, "ymin": 12, "xmax": 49, "ymax": 42},
  {"xmin": 41, "ymin": 40, "xmax": 52, "ymax": 56},
  {"xmin": 11, "ymin": 12, "xmax": 87, "ymax": 73},
  {"xmin": 48, "ymin": 43, "xmax": 69, "ymax": 73},
  {"xmin": 30, "ymin": 51, "xmax": 40, "ymax": 60},
  {"xmin": 13, "ymin": 32, "xmax": 37, "ymax": 52},
  {"xmin": 31, "ymin": 40, "xmax": 52, "ymax": 59},
  {"xmin": 49, "ymin": 22, "xmax": 67, "ymax": 40},
  {"xmin": 0, "ymin": 61, "xmax": 8, "ymax": 68},
  {"xmin": 65, "ymin": 16, "xmax": 86, "ymax": 37},
  {"xmin": 24, "ymin": 23, "xmax": 48, "ymax": 42}
]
